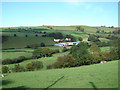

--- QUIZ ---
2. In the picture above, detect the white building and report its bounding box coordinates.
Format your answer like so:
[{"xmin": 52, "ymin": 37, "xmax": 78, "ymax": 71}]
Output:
[
  {"xmin": 55, "ymin": 43, "xmax": 67, "ymax": 47},
  {"xmin": 54, "ymin": 39, "xmax": 60, "ymax": 42},
  {"xmin": 65, "ymin": 38, "xmax": 71, "ymax": 41}
]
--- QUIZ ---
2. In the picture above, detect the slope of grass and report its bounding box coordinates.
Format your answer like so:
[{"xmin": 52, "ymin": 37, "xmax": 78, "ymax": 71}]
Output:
[
  {"xmin": 2, "ymin": 36, "xmax": 55, "ymax": 49},
  {"xmin": 100, "ymin": 46, "xmax": 110, "ymax": 52},
  {"xmin": 2, "ymin": 60, "xmax": 118, "ymax": 88},
  {"xmin": 2, "ymin": 52, "xmax": 32, "ymax": 60},
  {"xmin": 4, "ymin": 51, "xmax": 69, "ymax": 70}
]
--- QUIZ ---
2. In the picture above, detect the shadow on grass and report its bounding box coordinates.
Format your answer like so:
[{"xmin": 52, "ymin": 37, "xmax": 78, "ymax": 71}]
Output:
[
  {"xmin": 2, "ymin": 80, "xmax": 13, "ymax": 86},
  {"xmin": 44, "ymin": 76, "xmax": 64, "ymax": 90},
  {"xmin": 2, "ymin": 80, "xmax": 29, "ymax": 90},
  {"xmin": 2, "ymin": 86, "xmax": 29, "ymax": 90},
  {"xmin": 89, "ymin": 82, "xmax": 98, "ymax": 90}
]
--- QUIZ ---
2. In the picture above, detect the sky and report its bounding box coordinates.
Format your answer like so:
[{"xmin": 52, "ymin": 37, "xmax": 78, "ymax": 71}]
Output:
[{"xmin": 1, "ymin": 2, "xmax": 118, "ymax": 27}]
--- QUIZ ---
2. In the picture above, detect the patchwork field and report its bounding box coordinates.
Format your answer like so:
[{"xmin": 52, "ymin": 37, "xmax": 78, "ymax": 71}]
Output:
[
  {"xmin": 3, "ymin": 51, "xmax": 69, "ymax": 70},
  {"xmin": 1, "ymin": 25, "xmax": 118, "ymax": 89},
  {"xmin": 2, "ymin": 52, "xmax": 32, "ymax": 60},
  {"xmin": 2, "ymin": 36, "xmax": 55, "ymax": 49},
  {"xmin": 2, "ymin": 60, "xmax": 118, "ymax": 88}
]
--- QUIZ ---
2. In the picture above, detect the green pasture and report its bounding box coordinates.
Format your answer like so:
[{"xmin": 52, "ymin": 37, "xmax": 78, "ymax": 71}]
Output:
[
  {"xmin": 2, "ymin": 52, "xmax": 32, "ymax": 60},
  {"xmin": 4, "ymin": 51, "xmax": 69, "ymax": 70},
  {"xmin": 99, "ymin": 38, "xmax": 110, "ymax": 42},
  {"xmin": 2, "ymin": 36, "xmax": 55, "ymax": 49},
  {"xmin": 100, "ymin": 46, "xmax": 111, "ymax": 52},
  {"xmin": 2, "ymin": 48, "xmax": 34, "ymax": 52},
  {"xmin": 2, "ymin": 60, "xmax": 118, "ymax": 88}
]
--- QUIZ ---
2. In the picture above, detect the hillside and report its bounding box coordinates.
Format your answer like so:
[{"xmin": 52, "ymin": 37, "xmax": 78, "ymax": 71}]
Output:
[{"xmin": 2, "ymin": 60, "xmax": 118, "ymax": 88}]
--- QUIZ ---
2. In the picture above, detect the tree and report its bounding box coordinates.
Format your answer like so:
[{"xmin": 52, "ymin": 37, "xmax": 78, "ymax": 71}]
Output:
[
  {"xmin": 62, "ymin": 47, "xmax": 68, "ymax": 52},
  {"xmin": 96, "ymin": 30, "xmax": 100, "ymax": 33},
  {"xmin": 39, "ymin": 31, "xmax": 42, "ymax": 34},
  {"xmin": 90, "ymin": 43, "xmax": 101, "ymax": 53},
  {"xmin": 32, "ymin": 48, "xmax": 52, "ymax": 58},
  {"xmin": 53, "ymin": 55, "xmax": 76, "ymax": 68},
  {"xmin": 40, "ymin": 42, "xmax": 45, "ymax": 47},
  {"xmin": 43, "ymin": 32, "xmax": 46, "ymax": 34},
  {"xmin": 25, "ymin": 35, "xmax": 28, "ymax": 37},
  {"xmin": 26, "ymin": 61, "xmax": 43, "ymax": 71},
  {"xmin": 14, "ymin": 34, "xmax": 17, "ymax": 37},
  {"xmin": 35, "ymin": 34, "xmax": 38, "ymax": 37},
  {"xmin": 78, "ymin": 37, "xmax": 83, "ymax": 41},
  {"xmin": 76, "ymin": 26, "xmax": 81, "ymax": 31},
  {"xmin": 88, "ymin": 34, "xmax": 100, "ymax": 42},
  {"xmin": 2, "ymin": 66, "xmax": 9, "ymax": 73},
  {"xmin": 70, "ymin": 42, "xmax": 93, "ymax": 65},
  {"xmin": 76, "ymin": 26, "xmax": 84, "ymax": 32},
  {"xmin": 12, "ymin": 64, "xmax": 25, "ymax": 72},
  {"xmin": 66, "ymin": 34, "xmax": 76, "ymax": 42}
]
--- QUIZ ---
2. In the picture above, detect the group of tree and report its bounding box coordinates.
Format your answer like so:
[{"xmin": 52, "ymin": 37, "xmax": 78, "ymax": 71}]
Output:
[
  {"xmin": 32, "ymin": 47, "xmax": 60, "ymax": 59},
  {"xmin": 65, "ymin": 34, "xmax": 76, "ymax": 42},
  {"xmin": 2, "ymin": 35, "xmax": 9, "ymax": 43},
  {"xmin": 47, "ymin": 26, "xmax": 54, "ymax": 30},
  {"xmin": 2, "ymin": 61, "xmax": 43, "ymax": 73},
  {"xmin": 47, "ymin": 41, "xmax": 119, "ymax": 69},
  {"xmin": 26, "ymin": 43, "xmax": 45, "ymax": 49},
  {"xmin": 62, "ymin": 47, "xmax": 69, "ymax": 52},
  {"xmin": 2, "ymin": 56, "xmax": 33, "ymax": 65},
  {"xmin": 78, "ymin": 37, "xmax": 83, "ymax": 41},
  {"xmin": 88, "ymin": 34, "xmax": 100, "ymax": 42},
  {"xmin": 105, "ymin": 35, "xmax": 118, "ymax": 40},
  {"xmin": 3, "ymin": 48, "xmax": 60, "ymax": 65},
  {"xmin": 47, "ymin": 32, "xmax": 64, "ymax": 39},
  {"xmin": 76, "ymin": 26, "xmax": 84, "ymax": 32}
]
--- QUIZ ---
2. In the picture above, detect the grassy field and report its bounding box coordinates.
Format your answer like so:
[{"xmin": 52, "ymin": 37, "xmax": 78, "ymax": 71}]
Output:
[
  {"xmin": 2, "ymin": 48, "xmax": 34, "ymax": 52},
  {"xmin": 2, "ymin": 36, "xmax": 55, "ymax": 49},
  {"xmin": 3, "ymin": 51, "xmax": 69, "ymax": 70},
  {"xmin": 2, "ymin": 60, "xmax": 118, "ymax": 88},
  {"xmin": 2, "ymin": 52, "xmax": 32, "ymax": 60},
  {"xmin": 100, "ymin": 46, "xmax": 111, "ymax": 52}
]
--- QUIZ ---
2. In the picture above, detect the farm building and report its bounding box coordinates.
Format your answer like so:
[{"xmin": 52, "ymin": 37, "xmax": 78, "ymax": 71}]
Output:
[
  {"xmin": 72, "ymin": 42, "xmax": 80, "ymax": 45},
  {"xmin": 65, "ymin": 38, "xmax": 71, "ymax": 41},
  {"xmin": 66, "ymin": 42, "xmax": 79, "ymax": 46},
  {"xmin": 66, "ymin": 42, "xmax": 74, "ymax": 46},
  {"xmin": 55, "ymin": 42, "xmax": 80, "ymax": 47},
  {"xmin": 54, "ymin": 39, "xmax": 61, "ymax": 42},
  {"xmin": 55, "ymin": 43, "xmax": 67, "ymax": 47}
]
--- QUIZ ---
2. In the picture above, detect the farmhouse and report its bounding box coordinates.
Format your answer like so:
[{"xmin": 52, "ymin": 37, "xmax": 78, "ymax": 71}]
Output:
[
  {"xmin": 54, "ymin": 39, "xmax": 61, "ymax": 42},
  {"xmin": 65, "ymin": 38, "xmax": 71, "ymax": 41}
]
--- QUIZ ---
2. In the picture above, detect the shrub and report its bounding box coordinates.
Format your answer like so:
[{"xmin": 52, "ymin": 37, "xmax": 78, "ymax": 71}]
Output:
[
  {"xmin": 78, "ymin": 37, "xmax": 83, "ymax": 41},
  {"xmin": 2, "ymin": 58, "xmax": 13, "ymax": 65},
  {"xmin": 53, "ymin": 55, "xmax": 76, "ymax": 68},
  {"xmin": 2, "ymin": 66, "xmax": 9, "ymax": 73},
  {"xmin": 14, "ymin": 34, "xmax": 17, "ymax": 37},
  {"xmin": 70, "ymin": 42, "xmax": 93, "ymax": 65},
  {"xmin": 40, "ymin": 42, "xmax": 45, "ymax": 47},
  {"xmin": 54, "ymin": 49, "xmax": 60, "ymax": 53},
  {"xmin": 35, "ymin": 34, "xmax": 38, "ymax": 37},
  {"xmin": 26, "ymin": 61, "xmax": 43, "ymax": 71},
  {"xmin": 12, "ymin": 64, "xmax": 25, "ymax": 72},
  {"xmin": 62, "ymin": 47, "xmax": 68, "ymax": 52},
  {"xmin": 32, "ymin": 48, "xmax": 52, "ymax": 58},
  {"xmin": 47, "ymin": 64, "xmax": 54, "ymax": 69}
]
